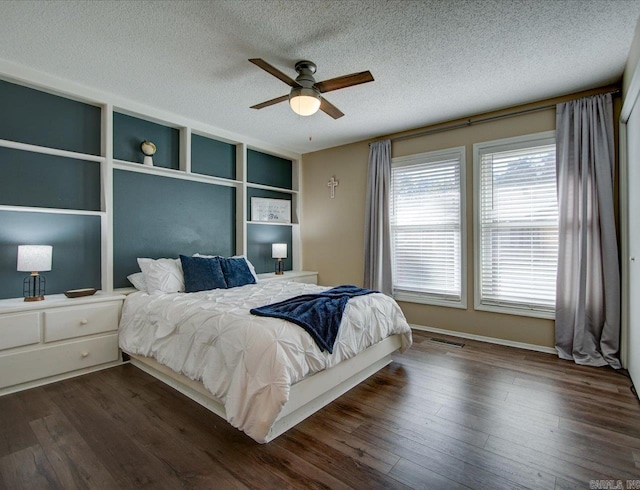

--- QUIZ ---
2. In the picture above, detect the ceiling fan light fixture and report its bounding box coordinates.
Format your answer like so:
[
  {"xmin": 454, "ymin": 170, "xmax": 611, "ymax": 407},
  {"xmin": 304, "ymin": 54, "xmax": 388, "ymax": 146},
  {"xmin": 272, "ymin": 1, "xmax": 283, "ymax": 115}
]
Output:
[{"xmin": 289, "ymin": 87, "xmax": 321, "ymax": 116}]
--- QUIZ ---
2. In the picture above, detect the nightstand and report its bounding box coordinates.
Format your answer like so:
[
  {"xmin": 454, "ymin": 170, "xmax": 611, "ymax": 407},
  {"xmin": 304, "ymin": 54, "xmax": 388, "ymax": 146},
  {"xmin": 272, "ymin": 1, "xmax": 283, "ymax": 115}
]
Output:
[
  {"xmin": 257, "ymin": 270, "xmax": 318, "ymax": 285},
  {"xmin": 0, "ymin": 292, "xmax": 125, "ymax": 395}
]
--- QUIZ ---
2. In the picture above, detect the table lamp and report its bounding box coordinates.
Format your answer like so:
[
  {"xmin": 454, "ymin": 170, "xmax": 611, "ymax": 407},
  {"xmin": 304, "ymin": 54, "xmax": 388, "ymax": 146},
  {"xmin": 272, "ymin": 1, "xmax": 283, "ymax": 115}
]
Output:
[
  {"xmin": 272, "ymin": 243, "xmax": 287, "ymax": 275},
  {"xmin": 17, "ymin": 245, "xmax": 52, "ymax": 302}
]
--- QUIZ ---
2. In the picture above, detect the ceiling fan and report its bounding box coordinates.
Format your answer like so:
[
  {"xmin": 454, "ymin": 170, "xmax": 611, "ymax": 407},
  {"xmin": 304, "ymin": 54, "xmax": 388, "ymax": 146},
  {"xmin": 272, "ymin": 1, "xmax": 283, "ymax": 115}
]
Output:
[{"xmin": 249, "ymin": 58, "xmax": 374, "ymax": 119}]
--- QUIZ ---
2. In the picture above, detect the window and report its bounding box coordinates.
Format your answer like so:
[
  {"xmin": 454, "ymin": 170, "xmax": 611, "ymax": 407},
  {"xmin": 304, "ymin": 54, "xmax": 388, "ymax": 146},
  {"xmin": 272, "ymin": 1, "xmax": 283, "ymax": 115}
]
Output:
[
  {"xmin": 390, "ymin": 147, "xmax": 466, "ymax": 307},
  {"xmin": 474, "ymin": 131, "xmax": 557, "ymax": 318}
]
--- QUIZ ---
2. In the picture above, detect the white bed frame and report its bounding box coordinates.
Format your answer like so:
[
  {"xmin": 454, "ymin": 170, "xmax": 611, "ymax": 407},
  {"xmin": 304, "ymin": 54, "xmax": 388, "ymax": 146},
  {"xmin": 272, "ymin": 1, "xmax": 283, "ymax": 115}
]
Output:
[{"xmin": 126, "ymin": 334, "xmax": 402, "ymax": 442}]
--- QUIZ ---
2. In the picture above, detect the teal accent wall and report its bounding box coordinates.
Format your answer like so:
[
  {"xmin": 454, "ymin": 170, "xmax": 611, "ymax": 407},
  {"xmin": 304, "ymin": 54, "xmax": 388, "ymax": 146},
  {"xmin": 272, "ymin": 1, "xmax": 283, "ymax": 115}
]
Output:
[
  {"xmin": 247, "ymin": 149, "xmax": 292, "ymax": 189},
  {"xmin": 0, "ymin": 77, "xmax": 297, "ymax": 297},
  {"xmin": 0, "ymin": 211, "xmax": 101, "ymax": 299},
  {"xmin": 113, "ymin": 170, "xmax": 236, "ymax": 287},
  {"xmin": 247, "ymin": 223, "xmax": 293, "ymax": 274},
  {"xmin": 191, "ymin": 134, "xmax": 236, "ymax": 180},
  {"xmin": 0, "ymin": 79, "xmax": 101, "ymax": 156},
  {"xmin": 113, "ymin": 112, "xmax": 180, "ymax": 169},
  {"xmin": 0, "ymin": 147, "xmax": 101, "ymax": 211}
]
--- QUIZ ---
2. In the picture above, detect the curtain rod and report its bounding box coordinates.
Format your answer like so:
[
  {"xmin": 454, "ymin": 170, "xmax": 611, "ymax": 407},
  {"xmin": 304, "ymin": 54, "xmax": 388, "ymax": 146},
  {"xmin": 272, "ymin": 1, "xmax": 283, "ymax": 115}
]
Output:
[{"xmin": 370, "ymin": 88, "xmax": 621, "ymax": 146}]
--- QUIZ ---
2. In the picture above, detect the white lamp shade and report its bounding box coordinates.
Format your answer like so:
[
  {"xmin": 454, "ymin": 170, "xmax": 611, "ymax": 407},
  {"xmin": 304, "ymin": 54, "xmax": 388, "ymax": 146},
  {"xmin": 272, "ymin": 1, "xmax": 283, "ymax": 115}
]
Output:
[
  {"xmin": 17, "ymin": 245, "xmax": 52, "ymax": 272},
  {"xmin": 289, "ymin": 89, "xmax": 321, "ymax": 116},
  {"xmin": 272, "ymin": 243, "xmax": 287, "ymax": 259}
]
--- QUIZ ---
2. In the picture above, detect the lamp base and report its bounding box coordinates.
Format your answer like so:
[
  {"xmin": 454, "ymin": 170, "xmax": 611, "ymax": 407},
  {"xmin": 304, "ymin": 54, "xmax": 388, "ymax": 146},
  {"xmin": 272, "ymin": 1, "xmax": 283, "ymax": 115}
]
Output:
[
  {"xmin": 23, "ymin": 273, "xmax": 46, "ymax": 302},
  {"xmin": 24, "ymin": 295, "xmax": 44, "ymax": 302},
  {"xmin": 275, "ymin": 258, "xmax": 284, "ymax": 275}
]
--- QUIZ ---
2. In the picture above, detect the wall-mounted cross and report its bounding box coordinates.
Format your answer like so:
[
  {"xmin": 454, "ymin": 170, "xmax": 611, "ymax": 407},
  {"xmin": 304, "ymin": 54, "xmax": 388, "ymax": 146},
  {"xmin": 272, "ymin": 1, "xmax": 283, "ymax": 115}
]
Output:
[{"xmin": 327, "ymin": 176, "xmax": 339, "ymax": 199}]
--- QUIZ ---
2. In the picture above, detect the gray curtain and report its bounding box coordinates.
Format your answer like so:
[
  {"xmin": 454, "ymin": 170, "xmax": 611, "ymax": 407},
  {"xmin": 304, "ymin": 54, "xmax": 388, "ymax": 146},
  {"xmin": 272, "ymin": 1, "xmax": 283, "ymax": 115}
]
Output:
[
  {"xmin": 555, "ymin": 93, "xmax": 620, "ymax": 368},
  {"xmin": 364, "ymin": 139, "xmax": 393, "ymax": 295}
]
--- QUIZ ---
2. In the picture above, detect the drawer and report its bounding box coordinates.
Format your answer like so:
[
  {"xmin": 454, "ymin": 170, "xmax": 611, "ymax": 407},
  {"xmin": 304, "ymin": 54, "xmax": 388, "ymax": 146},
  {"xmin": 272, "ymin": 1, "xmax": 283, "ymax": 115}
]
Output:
[
  {"xmin": 0, "ymin": 333, "xmax": 119, "ymax": 389},
  {"xmin": 0, "ymin": 312, "xmax": 40, "ymax": 351},
  {"xmin": 44, "ymin": 302, "xmax": 120, "ymax": 342}
]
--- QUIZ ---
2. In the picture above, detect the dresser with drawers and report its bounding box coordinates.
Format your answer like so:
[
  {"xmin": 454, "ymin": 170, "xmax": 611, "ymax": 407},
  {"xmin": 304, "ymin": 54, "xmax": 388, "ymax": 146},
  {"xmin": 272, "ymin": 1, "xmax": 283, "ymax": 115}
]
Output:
[{"xmin": 0, "ymin": 292, "xmax": 125, "ymax": 394}]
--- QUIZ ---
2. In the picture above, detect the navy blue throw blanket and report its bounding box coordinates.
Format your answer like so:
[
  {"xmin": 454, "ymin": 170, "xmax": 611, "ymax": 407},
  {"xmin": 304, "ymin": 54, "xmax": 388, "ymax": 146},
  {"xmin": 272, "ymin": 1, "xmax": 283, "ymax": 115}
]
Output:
[{"xmin": 250, "ymin": 285, "xmax": 378, "ymax": 353}]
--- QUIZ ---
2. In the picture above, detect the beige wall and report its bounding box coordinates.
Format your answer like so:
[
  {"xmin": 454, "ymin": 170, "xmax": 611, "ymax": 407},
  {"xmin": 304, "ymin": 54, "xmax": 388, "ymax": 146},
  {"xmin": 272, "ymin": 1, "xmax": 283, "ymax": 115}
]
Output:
[
  {"xmin": 301, "ymin": 141, "xmax": 370, "ymax": 287},
  {"xmin": 301, "ymin": 89, "xmax": 619, "ymax": 349},
  {"xmin": 302, "ymin": 110, "xmax": 556, "ymax": 347}
]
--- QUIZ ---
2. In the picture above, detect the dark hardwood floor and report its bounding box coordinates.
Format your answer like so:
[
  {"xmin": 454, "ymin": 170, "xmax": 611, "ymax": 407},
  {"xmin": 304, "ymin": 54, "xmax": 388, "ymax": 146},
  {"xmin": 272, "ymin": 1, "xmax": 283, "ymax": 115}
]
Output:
[{"xmin": 1, "ymin": 330, "xmax": 639, "ymax": 489}]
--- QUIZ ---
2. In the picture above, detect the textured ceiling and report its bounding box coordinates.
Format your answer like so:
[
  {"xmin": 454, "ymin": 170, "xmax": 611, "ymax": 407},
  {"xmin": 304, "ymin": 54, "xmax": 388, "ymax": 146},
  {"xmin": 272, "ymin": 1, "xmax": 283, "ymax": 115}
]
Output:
[{"xmin": 0, "ymin": 0, "xmax": 638, "ymax": 154}]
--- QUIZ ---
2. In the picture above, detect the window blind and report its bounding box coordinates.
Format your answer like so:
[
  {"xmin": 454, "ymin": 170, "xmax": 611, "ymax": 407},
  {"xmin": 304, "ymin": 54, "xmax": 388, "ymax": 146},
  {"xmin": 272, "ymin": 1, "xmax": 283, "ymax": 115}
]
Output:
[
  {"xmin": 391, "ymin": 150, "xmax": 463, "ymax": 302},
  {"xmin": 477, "ymin": 139, "xmax": 557, "ymax": 312}
]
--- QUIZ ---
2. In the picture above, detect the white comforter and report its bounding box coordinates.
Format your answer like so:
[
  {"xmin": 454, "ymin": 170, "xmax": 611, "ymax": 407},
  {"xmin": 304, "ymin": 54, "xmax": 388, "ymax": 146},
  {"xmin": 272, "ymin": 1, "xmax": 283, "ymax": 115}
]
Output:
[{"xmin": 118, "ymin": 281, "xmax": 412, "ymax": 442}]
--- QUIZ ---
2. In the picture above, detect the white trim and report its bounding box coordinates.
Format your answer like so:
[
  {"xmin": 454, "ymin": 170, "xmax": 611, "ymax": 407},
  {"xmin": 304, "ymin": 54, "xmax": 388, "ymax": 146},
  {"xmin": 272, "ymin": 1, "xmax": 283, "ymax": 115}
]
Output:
[
  {"xmin": 394, "ymin": 291, "xmax": 467, "ymax": 309},
  {"xmin": 101, "ymin": 103, "xmax": 114, "ymax": 293},
  {"xmin": 619, "ymin": 62, "xmax": 640, "ymax": 370},
  {"xmin": 473, "ymin": 130, "xmax": 557, "ymax": 318},
  {"xmin": 0, "ymin": 138, "xmax": 104, "ymax": 163},
  {"xmin": 409, "ymin": 323, "xmax": 557, "ymax": 354},
  {"xmin": 0, "ymin": 205, "xmax": 104, "ymax": 216},
  {"xmin": 475, "ymin": 302, "xmax": 555, "ymax": 320},
  {"xmin": 390, "ymin": 146, "xmax": 467, "ymax": 309},
  {"xmin": 236, "ymin": 143, "xmax": 247, "ymax": 256},
  {"xmin": 180, "ymin": 126, "xmax": 191, "ymax": 173},
  {"xmin": 622, "ymin": 58, "xmax": 640, "ymax": 123},
  {"xmin": 620, "ymin": 121, "xmax": 630, "ymax": 369}
]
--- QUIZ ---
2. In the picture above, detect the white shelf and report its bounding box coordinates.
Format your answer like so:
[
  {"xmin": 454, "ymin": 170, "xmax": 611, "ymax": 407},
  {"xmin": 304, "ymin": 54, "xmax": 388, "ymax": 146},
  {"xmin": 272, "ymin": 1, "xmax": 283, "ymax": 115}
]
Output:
[
  {"xmin": 113, "ymin": 159, "xmax": 242, "ymax": 188},
  {"xmin": 247, "ymin": 220, "xmax": 297, "ymax": 226},
  {"xmin": 0, "ymin": 204, "xmax": 104, "ymax": 216},
  {"xmin": 0, "ymin": 138, "xmax": 104, "ymax": 163},
  {"xmin": 247, "ymin": 182, "xmax": 298, "ymax": 194}
]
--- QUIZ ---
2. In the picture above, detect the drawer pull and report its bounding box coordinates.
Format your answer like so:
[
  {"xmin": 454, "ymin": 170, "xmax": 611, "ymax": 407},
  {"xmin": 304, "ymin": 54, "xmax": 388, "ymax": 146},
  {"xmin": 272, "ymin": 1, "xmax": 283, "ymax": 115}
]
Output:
[
  {"xmin": 80, "ymin": 319, "xmax": 89, "ymax": 325},
  {"xmin": 81, "ymin": 351, "xmax": 90, "ymax": 358}
]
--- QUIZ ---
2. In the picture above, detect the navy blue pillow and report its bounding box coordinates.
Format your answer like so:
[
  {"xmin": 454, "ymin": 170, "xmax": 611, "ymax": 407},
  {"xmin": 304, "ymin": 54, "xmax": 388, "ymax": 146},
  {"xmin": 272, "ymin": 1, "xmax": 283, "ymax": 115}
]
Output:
[
  {"xmin": 179, "ymin": 255, "xmax": 227, "ymax": 293},
  {"xmin": 218, "ymin": 257, "xmax": 256, "ymax": 288}
]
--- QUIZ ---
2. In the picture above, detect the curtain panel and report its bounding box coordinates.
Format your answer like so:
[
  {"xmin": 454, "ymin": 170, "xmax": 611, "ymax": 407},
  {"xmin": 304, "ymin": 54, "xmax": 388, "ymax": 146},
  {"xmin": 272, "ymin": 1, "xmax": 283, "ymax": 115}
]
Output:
[
  {"xmin": 555, "ymin": 93, "xmax": 621, "ymax": 368},
  {"xmin": 364, "ymin": 139, "xmax": 393, "ymax": 295}
]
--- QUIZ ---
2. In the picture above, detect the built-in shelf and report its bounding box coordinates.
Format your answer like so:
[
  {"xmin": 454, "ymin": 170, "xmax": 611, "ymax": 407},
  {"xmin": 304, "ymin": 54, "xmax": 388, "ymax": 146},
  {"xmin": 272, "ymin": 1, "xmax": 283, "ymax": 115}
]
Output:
[
  {"xmin": 0, "ymin": 69, "xmax": 302, "ymax": 298},
  {"xmin": 0, "ymin": 205, "xmax": 105, "ymax": 217},
  {"xmin": 113, "ymin": 160, "xmax": 242, "ymax": 187},
  {"xmin": 0, "ymin": 138, "xmax": 105, "ymax": 163},
  {"xmin": 246, "ymin": 183, "xmax": 299, "ymax": 194},
  {"xmin": 247, "ymin": 220, "xmax": 297, "ymax": 226}
]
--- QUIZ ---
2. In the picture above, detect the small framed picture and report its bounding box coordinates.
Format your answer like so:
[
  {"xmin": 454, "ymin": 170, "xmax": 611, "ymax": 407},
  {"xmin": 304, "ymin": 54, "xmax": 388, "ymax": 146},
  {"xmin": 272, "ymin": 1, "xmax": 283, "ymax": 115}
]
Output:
[{"xmin": 251, "ymin": 197, "xmax": 291, "ymax": 223}]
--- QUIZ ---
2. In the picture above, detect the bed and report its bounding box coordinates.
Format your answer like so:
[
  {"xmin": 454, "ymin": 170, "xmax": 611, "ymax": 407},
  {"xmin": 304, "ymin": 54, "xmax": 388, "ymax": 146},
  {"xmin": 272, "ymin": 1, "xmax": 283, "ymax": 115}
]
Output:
[{"xmin": 119, "ymin": 279, "xmax": 412, "ymax": 443}]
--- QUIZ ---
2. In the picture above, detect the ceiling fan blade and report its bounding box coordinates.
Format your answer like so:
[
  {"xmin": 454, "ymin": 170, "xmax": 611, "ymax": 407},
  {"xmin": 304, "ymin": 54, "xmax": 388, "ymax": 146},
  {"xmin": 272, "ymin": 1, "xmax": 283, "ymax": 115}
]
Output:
[
  {"xmin": 315, "ymin": 71, "xmax": 374, "ymax": 93},
  {"xmin": 320, "ymin": 97, "xmax": 344, "ymax": 119},
  {"xmin": 249, "ymin": 59, "xmax": 301, "ymax": 88},
  {"xmin": 250, "ymin": 94, "xmax": 289, "ymax": 110}
]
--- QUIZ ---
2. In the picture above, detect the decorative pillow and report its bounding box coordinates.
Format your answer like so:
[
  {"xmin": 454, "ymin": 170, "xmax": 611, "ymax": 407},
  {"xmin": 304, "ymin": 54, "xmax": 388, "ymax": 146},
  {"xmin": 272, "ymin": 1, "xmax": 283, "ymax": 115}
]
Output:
[
  {"xmin": 218, "ymin": 256, "xmax": 257, "ymax": 288},
  {"xmin": 194, "ymin": 253, "xmax": 259, "ymax": 283},
  {"xmin": 179, "ymin": 255, "xmax": 227, "ymax": 293},
  {"xmin": 127, "ymin": 272, "xmax": 147, "ymax": 291},
  {"xmin": 137, "ymin": 258, "xmax": 184, "ymax": 294}
]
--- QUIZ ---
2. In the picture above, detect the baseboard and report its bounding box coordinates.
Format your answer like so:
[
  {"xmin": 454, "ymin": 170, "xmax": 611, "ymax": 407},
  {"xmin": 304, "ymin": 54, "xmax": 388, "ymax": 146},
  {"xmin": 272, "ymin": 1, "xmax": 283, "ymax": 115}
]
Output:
[{"xmin": 410, "ymin": 324, "xmax": 557, "ymax": 355}]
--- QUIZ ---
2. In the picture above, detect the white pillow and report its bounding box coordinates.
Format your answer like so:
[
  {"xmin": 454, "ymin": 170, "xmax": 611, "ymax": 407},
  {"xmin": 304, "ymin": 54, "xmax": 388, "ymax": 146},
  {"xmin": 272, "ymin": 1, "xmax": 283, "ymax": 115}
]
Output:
[
  {"xmin": 137, "ymin": 258, "xmax": 184, "ymax": 294},
  {"xmin": 194, "ymin": 253, "xmax": 259, "ymax": 282},
  {"xmin": 127, "ymin": 272, "xmax": 147, "ymax": 291}
]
